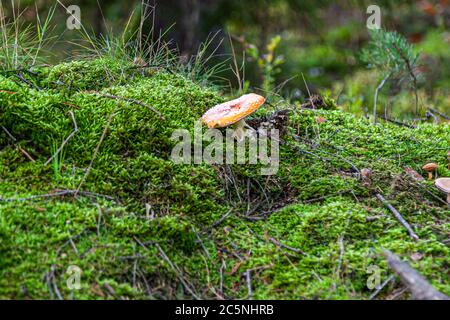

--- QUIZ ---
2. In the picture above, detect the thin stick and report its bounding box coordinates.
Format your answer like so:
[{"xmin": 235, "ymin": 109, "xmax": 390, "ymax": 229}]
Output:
[
  {"xmin": 382, "ymin": 250, "xmax": 449, "ymax": 300},
  {"xmin": 75, "ymin": 112, "xmax": 116, "ymax": 196},
  {"xmin": 427, "ymin": 107, "xmax": 450, "ymax": 120},
  {"xmin": 0, "ymin": 189, "xmax": 115, "ymax": 202},
  {"xmin": 14, "ymin": 71, "xmax": 40, "ymax": 90},
  {"xmin": 393, "ymin": 43, "xmax": 419, "ymax": 115},
  {"xmin": 1, "ymin": 125, "xmax": 16, "ymax": 141},
  {"xmin": 0, "ymin": 190, "xmax": 71, "ymax": 202},
  {"xmin": 425, "ymin": 110, "xmax": 439, "ymax": 123},
  {"xmin": 245, "ymin": 269, "xmax": 252, "ymax": 300},
  {"xmin": 96, "ymin": 204, "xmax": 102, "ymax": 237},
  {"xmin": 90, "ymin": 92, "xmax": 165, "ymax": 120},
  {"xmin": 369, "ymin": 275, "xmax": 395, "ymax": 300},
  {"xmin": 303, "ymin": 189, "xmax": 352, "ymax": 203},
  {"xmin": 45, "ymin": 268, "xmax": 54, "ymax": 300},
  {"xmin": 212, "ymin": 207, "xmax": 234, "ymax": 227},
  {"xmin": 1, "ymin": 126, "xmax": 36, "ymax": 162},
  {"xmin": 68, "ymin": 237, "xmax": 79, "ymax": 255},
  {"xmin": 135, "ymin": 238, "xmax": 200, "ymax": 300},
  {"xmin": 301, "ymin": 73, "xmax": 314, "ymax": 108},
  {"xmin": 45, "ymin": 111, "xmax": 78, "ymax": 166},
  {"xmin": 379, "ymin": 115, "xmax": 416, "ymax": 129},
  {"xmin": 0, "ymin": 89, "xmax": 18, "ymax": 95},
  {"xmin": 49, "ymin": 265, "xmax": 63, "ymax": 300},
  {"xmin": 376, "ymin": 193, "xmax": 419, "ymax": 240},
  {"xmin": 267, "ymin": 234, "xmax": 305, "ymax": 255},
  {"xmin": 373, "ymin": 73, "xmax": 390, "ymax": 123},
  {"xmin": 192, "ymin": 226, "xmax": 211, "ymax": 259},
  {"xmin": 17, "ymin": 146, "xmax": 35, "ymax": 162}
]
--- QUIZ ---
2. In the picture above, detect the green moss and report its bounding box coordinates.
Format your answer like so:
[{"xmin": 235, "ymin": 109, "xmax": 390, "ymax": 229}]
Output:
[
  {"xmin": 42, "ymin": 58, "xmax": 140, "ymax": 91},
  {"xmin": 0, "ymin": 58, "xmax": 449, "ymax": 299}
]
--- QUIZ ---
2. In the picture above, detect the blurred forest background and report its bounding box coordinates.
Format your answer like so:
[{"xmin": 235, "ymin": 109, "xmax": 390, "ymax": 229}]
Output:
[{"xmin": 1, "ymin": 0, "xmax": 449, "ymax": 118}]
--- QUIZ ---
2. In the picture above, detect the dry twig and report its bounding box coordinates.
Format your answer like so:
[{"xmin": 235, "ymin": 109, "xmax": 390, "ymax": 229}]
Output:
[
  {"xmin": 1, "ymin": 126, "xmax": 35, "ymax": 162},
  {"xmin": 135, "ymin": 238, "xmax": 200, "ymax": 300},
  {"xmin": 376, "ymin": 193, "xmax": 419, "ymax": 240},
  {"xmin": 427, "ymin": 107, "xmax": 449, "ymax": 121},
  {"xmin": 212, "ymin": 207, "xmax": 234, "ymax": 227},
  {"xmin": 267, "ymin": 236, "xmax": 305, "ymax": 255},
  {"xmin": 0, "ymin": 189, "xmax": 115, "ymax": 203}
]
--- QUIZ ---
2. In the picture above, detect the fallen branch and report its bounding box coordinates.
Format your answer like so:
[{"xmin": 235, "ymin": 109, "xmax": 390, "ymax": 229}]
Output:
[
  {"xmin": 382, "ymin": 250, "xmax": 449, "ymax": 300},
  {"xmin": 45, "ymin": 111, "xmax": 78, "ymax": 166},
  {"xmin": 376, "ymin": 193, "xmax": 419, "ymax": 240}
]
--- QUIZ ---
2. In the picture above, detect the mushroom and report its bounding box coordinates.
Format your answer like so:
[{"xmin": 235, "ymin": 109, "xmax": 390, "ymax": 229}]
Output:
[
  {"xmin": 435, "ymin": 178, "xmax": 450, "ymax": 204},
  {"xmin": 422, "ymin": 162, "xmax": 438, "ymax": 180},
  {"xmin": 201, "ymin": 93, "xmax": 265, "ymax": 140},
  {"xmin": 361, "ymin": 168, "xmax": 372, "ymax": 185}
]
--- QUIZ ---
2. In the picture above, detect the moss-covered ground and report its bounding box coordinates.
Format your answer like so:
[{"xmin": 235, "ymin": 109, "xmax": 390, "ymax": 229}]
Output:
[{"xmin": 0, "ymin": 58, "xmax": 449, "ymax": 299}]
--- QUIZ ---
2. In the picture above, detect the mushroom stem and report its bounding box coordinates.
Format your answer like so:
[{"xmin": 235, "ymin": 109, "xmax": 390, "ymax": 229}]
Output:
[
  {"xmin": 447, "ymin": 193, "xmax": 450, "ymax": 204},
  {"xmin": 428, "ymin": 172, "xmax": 433, "ymax": 180},
  {"xmin": 232, "ymin": 119, "xmax": 247, "ymax": 141}
]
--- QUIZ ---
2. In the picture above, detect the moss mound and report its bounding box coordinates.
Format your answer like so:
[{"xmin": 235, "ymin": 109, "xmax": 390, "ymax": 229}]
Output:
[{"xmin": 0, "ymin": 58, "xmax": 449, "ymax": 299}]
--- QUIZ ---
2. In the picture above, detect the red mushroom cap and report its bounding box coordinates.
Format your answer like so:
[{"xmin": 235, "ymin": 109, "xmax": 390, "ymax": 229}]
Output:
[{"xmin": 201, "ymin": 93, "xmax": 265, "ymax": 129}]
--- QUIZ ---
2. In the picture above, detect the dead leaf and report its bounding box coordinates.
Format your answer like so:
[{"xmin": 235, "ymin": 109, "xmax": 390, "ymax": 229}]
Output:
[{"xmin": 227, "ymin": 260, "xmax": 244, "ymax": 276}]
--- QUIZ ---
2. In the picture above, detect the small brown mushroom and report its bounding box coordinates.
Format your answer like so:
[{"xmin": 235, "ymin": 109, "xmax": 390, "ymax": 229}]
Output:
[
  {"xmin": 434, "ymin": 178, "xmax": 450, "ymax": 204},
  {"xmin": 361, "ymin": 168, "xmax": 372, "ymax": 185},
  {"xmin": 422, "ymin": 162, "xmax": 438, "ymax": 180}
]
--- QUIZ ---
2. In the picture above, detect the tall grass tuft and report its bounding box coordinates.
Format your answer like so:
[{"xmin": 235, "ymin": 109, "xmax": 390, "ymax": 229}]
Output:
[{"xmin": 0, "ymin": 1, "xmax": 55, "ymax": 71}]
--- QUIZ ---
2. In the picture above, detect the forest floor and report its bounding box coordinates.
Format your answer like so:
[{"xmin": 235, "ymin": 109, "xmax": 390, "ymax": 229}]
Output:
[{"xmin": 0, "ymin": 58, "xmax": 449, "ymax": 299}]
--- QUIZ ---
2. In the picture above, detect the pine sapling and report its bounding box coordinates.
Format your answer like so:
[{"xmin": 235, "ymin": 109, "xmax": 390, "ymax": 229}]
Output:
[{"xmin": 361, "ymin": 29, "xmax": 421, "ymax": 122}]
